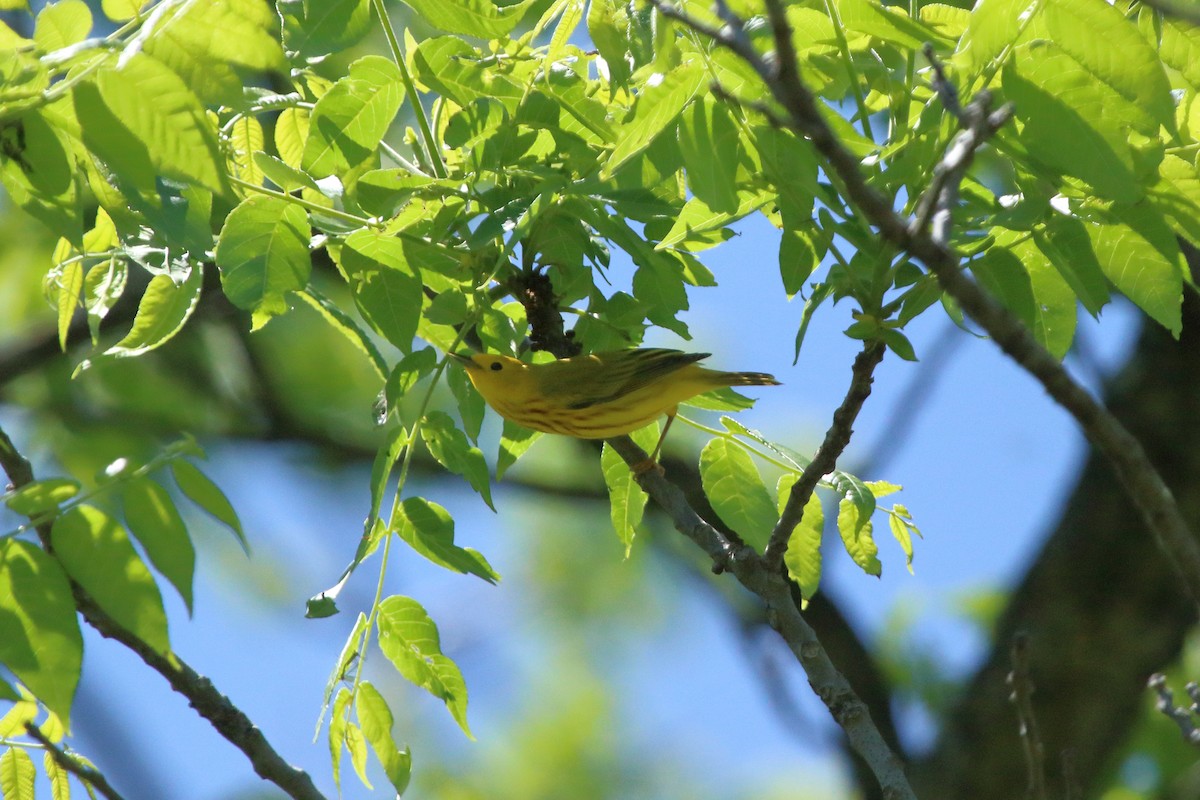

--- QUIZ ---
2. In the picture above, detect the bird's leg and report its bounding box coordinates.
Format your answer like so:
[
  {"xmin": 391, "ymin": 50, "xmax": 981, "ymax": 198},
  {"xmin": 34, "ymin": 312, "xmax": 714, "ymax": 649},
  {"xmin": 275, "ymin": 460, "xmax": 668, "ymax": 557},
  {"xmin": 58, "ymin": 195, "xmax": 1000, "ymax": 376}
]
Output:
[{"xmin": 632, "ymin": 410, "xmax": 676, "ymax": 475}]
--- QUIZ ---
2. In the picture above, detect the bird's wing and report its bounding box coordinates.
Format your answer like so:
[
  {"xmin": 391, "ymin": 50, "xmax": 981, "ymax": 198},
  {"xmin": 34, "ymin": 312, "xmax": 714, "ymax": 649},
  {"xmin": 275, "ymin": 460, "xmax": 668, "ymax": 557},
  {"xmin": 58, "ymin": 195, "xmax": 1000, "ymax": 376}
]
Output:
[{"xmin": 538, "ymin": 349, "xmax": 709, "ymax": 409}]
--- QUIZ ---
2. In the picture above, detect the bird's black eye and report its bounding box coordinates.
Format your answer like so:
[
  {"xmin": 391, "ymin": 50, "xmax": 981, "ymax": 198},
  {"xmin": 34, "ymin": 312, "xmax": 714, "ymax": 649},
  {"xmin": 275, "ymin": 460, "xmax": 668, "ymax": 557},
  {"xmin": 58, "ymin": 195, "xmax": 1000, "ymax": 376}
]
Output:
[{"xmin": 490, "ymin": 362, "xmax": 503, "ymax": 371}]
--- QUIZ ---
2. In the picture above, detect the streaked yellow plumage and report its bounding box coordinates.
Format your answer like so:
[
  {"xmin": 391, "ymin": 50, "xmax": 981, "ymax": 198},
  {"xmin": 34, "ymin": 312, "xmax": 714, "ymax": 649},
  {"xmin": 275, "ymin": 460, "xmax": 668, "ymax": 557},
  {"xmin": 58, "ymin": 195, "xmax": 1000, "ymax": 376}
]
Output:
[{"xmin": 454, "ymin": 348, "xmax": 779, "ymax": 463}]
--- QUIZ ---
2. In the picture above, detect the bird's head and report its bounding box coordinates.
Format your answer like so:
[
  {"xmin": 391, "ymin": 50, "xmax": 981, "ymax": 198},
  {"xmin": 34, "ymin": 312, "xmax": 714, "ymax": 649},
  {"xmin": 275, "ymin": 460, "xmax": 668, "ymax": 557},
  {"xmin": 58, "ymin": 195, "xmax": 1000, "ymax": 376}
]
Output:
[{"xmin": 451, "ymin": 352, "xmax": 531, "ymax": 402}]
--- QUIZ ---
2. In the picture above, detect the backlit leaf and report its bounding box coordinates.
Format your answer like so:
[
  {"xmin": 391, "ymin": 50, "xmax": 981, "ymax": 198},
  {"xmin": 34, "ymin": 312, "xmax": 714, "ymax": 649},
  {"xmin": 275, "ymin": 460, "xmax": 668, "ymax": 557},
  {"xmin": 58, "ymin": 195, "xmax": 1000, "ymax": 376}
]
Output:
[
  {"xmin": 0, "ymin": 539, "xmax": 82, "ymax": 726},
  {"xmin": 215, "ymin": 195, "xmax": 311, "ymax": 323},
  {"xmin": 393, "ymin": 496, "xmax": 499, "ymax": 582},
  {"xmin": 51, "ymin": 505, "xmax": 170, "ymax": 654},
  {"xmin": 122, "ymin": 478, "xmax": 196, "ymax": 614},
  {"xmin": 779, "ymin": 475, "xmax": 823, "ymax": 606},
  {"xmin": 357, "ymin": 682, "xmax": 412, "ymax": 795},
  {"xmin": 171, "ymin": 460, "xmax": 247, "ymax": 550},
  {"xmin": 421, "ymin": 411, "xmax": 494, "ymax": 509},
  {"xmin": 699, "ymin": 438, "xmax": 778, "ymax": 550},
  {"xmin": 377, "ymin": 595, "xmax": 473, "ymax": 737}
]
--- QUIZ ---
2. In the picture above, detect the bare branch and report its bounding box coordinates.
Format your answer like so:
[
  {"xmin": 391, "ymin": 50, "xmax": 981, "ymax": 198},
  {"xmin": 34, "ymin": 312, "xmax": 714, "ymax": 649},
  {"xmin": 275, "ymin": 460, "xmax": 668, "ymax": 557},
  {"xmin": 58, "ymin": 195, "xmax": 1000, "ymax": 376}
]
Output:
[
  {"xmin": 0, "ymin": 425, "xmax": 328, "ymax": 800},
  {"xmin": 24, "ymin": 722, "xmax": 127, "ymax": 800}
]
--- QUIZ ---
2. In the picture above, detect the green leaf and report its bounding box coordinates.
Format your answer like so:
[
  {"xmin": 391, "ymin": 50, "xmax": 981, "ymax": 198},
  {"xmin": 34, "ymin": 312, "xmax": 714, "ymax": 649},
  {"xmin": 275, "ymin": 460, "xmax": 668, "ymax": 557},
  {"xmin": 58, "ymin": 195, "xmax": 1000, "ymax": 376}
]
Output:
[
  {"xmin": 376, "ymin": 595, "xmax": 473, "ymax": 737},
  {"xmin": 356, "ymin": 682, "xmax": 412, "ymax": 795},
  {"xmin": 274, "ymin": 107, "xmax": 310, "ymax": 170},
  {"xmin": 412, "ymin": 36, "xmax": 528, "ymax": 110},
  {"xmin": 753, "ymin": 125, "xmax": 820, "ymax": 228},
  {"xmin": 1086, "ymin": 206, "xmax": 1183, "ymax": 336},
  {"xmin": 302, "ymin": 56, "xmax": 405, "ymax": 178},
  {"xmin": 215, "ymin": 195, "xmax": 311, "ymax": 324},
  {"xmin": 600, "ymin": 424, "xmax": 658, "ymax": 557},
  {"xmin": 1044, "ymin": 0, "xmax": 1174, "ymax": 133},
  {"xmin": 51, "ymin": 505, "xmax": 170, "ymax": 654},
  {"xmin": 319, "ymin": 613, "xmax": 366, "ymax": 724},
  {"xmin": 34, "ymin": 0, "xmax": 92, "ymax": 52},
  {"xmin": 393, "ymin": 496, "xmax": 499, "ymax": 582},
  {"xmin": 101, "ymin": 0, "xmax": 142, "ymax": 22},
  {"xmin": 4, "ymin": 478, "xmax": 80, "ymax": 516},
  {"xmin": 228, "ymin": 115, "xmax": 264, "ymax": 188},
  {"xmin": 281, "ymin": 0, "xmax": 372, "ymax": 63},
  {"xmin": 171, "ymin": 460, "xmax": 247, "ymax": 551},
  {"xmin": 84, "ymin": 256, "xmax": 127, "ymax": 342},
  {"xmin": 397, "ymin": 0, "xmax": 534, "ymax": 37},
  {"xmin": 780, "ymin": 477, "xmax": 823, "ymax": 607},
  {"xmin": 148, "ymin": 0, "xmax": 284, "ymax": 72},
  {"xmin": 678, "ymin": 95, "xmax": 740, "ymax": 214},
  {"xmin": 588, "ymin": 0, "xmax": 632, "ymax": 88},
  {"xmin": 779, "ymin": 225, "xmax": 825, "ymax": 297},
  {"xmin": 343, "ymin": 230, "xmax": 424, "ymax": 352},
  {"xmin": 888, "ymin": 506, "xmax": 916, "ymax": 574},
  {"xmin": 421, "ymin": 411, "xmax": 494, "ymax": 509},
  {"xmin": 0, "ymin": 747, "xmax": 35, "ymax": 800},
  {"xmin": 971, "ymin": 234, "xmax": 1076, "ymax": 359},
  {"xmin": 383, "ymin": 348, "xmax": 438, "ymax": 417},
  {"xmin": 73, "ymin": 54, "xmax": 227, "ymax": 195},
  {"xmin": 122, "ymin": 478, "xmax": 196, "ymax": 614},
  {"xmin": 835, "ymin": 489, "xmax": 881, "ymax": 577},
  {"xmin": 0, "ymin": 700, "xmax": 37, "ymax": 738},
  {"xmin": 77, "ymin": 266, "xmax": 203, "ymax": 371},
  {"xmin": 632, "ymin": 257, "xmax": 689, "ymax": 338},
  {"xmin": 253, "ymin": 152, "xmax": 321, "ymax": 194},
  {"xmin": 329, "ymin": 686, "xmax": 352, "ymax": 790},
  {"xmin": 954, "ymin": 0, "xmax": 1037, "ymax": 79},
  {"xmin": 836, "ymin": 0, "xmax": 936, "ymax": 49},
  {"xmin": 0, "ymin": 539, "xmax": 82, "ymax": 726},
  {"xmin": 1002, "ymin": 41, "xmax": 1145, "ymax": 202},
  {"xmin": 497, "ymin": 420, "xmax": 540, "ymax": 479},
  {"xmin": 658, "ymin": 191, "xmax": 770, "ymax": 251},
  {"xmin": 0, "ymin": 112, "xmax": 81, "ymax": 239},
  {"xmin": 602, "ymin": 64, "xmax": 704, "ymax": 178},
  {"xmin": 1034, "ymin": 216, "xmax": 1111, "ymax": 317},
  {"xmin": 794, "ymin": 282, "xmax": 833, "ymax": 362},
  {"xmin": 345, "ymin": 721, "xmax": 371, "ymax": 788},
  {"xmin": 295, "ymin": 288, "xmax": 388, "ymax": 381},
  {"xmin": 699, "ymin": 438, "xmax": 778, "ymax": 550},
  {"xmin": 44, "ymin": 750, "xmax": 70, "ymax": 800},
  {"xmin": 447, "ymin": 365, "xmax": 486, "ymax": 442}
]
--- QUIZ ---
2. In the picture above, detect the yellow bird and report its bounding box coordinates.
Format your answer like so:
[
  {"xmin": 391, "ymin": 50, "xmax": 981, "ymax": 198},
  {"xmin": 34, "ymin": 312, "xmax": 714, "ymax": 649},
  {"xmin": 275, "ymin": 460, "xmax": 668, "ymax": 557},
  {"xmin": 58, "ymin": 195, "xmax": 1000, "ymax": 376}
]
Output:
[{"xmin": 453, "ymin": 348, "xmax": 779, "ymax": 466}]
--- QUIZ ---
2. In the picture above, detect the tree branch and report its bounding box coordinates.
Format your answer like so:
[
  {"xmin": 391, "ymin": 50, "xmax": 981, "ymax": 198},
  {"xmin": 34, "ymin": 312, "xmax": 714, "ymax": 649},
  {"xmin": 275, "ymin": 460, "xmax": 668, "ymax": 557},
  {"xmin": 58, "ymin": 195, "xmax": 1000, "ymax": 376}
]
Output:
[
  {"xmin": 23, "ymin": 722, "xmax": 127, "ymax": 800},
  {"xmin": 607, "ymin": 436, "xmax": 916, "ymax": 800},
  {"xmin": 651, "ymin": 0, "xmax": 1200, "ymax": 607},
  {"xmin": 0, "ymin": 426, "xmax": 328, "ymax": 800},
  {"xmin": 763, "ymin": 341, "xmax": 885, "ymax": 571}
]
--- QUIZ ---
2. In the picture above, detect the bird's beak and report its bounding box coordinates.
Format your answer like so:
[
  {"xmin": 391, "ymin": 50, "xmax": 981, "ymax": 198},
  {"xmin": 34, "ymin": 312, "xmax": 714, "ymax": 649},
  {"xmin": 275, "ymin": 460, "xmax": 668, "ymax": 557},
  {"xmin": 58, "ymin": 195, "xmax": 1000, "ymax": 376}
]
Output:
[{"xmin": 449, "ymin": 352, "xmax": 476, "ymax": 368}]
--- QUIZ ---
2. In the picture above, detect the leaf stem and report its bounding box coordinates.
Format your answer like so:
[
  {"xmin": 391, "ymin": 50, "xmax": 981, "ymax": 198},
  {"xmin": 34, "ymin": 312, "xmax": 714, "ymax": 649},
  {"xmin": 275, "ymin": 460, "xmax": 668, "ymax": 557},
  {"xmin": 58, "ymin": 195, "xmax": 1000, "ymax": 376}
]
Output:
[{"xmin": 371, "ymin": 0, "xmax": 447, "ymax": 179}]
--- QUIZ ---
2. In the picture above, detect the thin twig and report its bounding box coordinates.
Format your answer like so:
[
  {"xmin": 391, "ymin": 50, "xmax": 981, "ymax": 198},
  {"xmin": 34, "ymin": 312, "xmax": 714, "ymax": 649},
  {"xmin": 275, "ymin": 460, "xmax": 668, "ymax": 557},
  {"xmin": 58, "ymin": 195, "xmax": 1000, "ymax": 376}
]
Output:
[
  {"xmin": 1008, "ymin": 634, "xmax": 1047, "ymax": 800},
  {"xmin": 24, "ymin": 723, "xmax": 127, "ymax": 800},
  {"xmin": 762, "ymin": 341, "xmax": 885, "ymax": 571},
  {"xmin": 0, "ymin": 426, "xmax": 328, "ymax": 800}
]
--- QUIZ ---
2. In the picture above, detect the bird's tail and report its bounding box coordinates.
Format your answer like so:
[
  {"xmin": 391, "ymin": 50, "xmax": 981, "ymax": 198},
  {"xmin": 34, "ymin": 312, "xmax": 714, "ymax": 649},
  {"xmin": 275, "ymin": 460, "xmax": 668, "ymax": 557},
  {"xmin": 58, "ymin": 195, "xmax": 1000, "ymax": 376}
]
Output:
[{"xmin": 722, "ymin": 371, "xmax": 781, "ymax": 387}]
